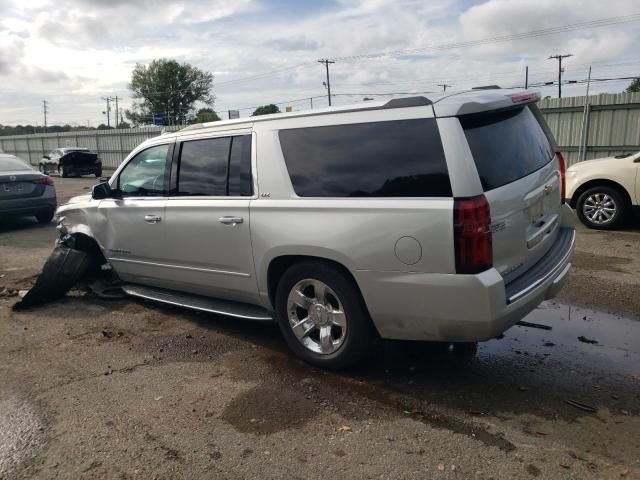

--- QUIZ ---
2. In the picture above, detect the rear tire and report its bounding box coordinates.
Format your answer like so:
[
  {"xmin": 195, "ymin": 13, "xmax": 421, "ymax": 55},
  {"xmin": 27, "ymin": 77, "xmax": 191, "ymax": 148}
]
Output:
[
  {"xmin": 576, "ymin": 185, "xmax": 627, "ymax": 230},
  {"xmin": 35, "ymin": 210, "xmax": 54, "ymax": 224},
  {"xmin": 95, "ymin": 168, "xmax": 102, "ymax": 178},
  {"xmin": 275, "ymin": 261, "xmax": 376, "ymax": 369}
]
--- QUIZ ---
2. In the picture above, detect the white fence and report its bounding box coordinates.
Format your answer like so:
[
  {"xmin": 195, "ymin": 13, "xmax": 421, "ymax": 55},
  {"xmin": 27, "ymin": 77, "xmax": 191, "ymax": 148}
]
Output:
[{"xmin": 0, "ymin": 126, "xmax": 181, "ymax": 169}]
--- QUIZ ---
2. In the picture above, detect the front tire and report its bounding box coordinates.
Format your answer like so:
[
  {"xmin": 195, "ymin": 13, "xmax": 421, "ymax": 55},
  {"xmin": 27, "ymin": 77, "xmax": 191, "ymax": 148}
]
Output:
[
  {"xmin": 58, "ymin": 165, "xmax": 68, "ymax": 178},
  {"xmin": 576, "ymin": 186, "xmax": 627, "ymax": 230},
  {"xmin": 275, "ymin": 261, "xmax": 376, "ymax": 369},
  {"xmin": 39, "ymin": 164, "xmax": 47, "ymax": 174},
  {"xmin": 35, "ymin": 210, "xmax": 54, "ymax": 224}
]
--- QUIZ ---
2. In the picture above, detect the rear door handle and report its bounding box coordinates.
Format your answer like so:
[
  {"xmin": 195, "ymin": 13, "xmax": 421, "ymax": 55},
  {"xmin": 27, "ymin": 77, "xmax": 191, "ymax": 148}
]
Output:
[
  {"xmin": 219, "ymin": 216, "xmax": 244, "ymax": 226},
  {"xmin": 144, "ymin": 215, "xmax": 162, "ymax": 224}
]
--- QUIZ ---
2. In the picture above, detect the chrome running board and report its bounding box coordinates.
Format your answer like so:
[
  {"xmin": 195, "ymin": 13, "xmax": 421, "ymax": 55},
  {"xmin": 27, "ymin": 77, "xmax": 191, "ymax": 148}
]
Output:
[{"xmin": 122, "ymin": 284, "xmax": 273, "ymax": 321}]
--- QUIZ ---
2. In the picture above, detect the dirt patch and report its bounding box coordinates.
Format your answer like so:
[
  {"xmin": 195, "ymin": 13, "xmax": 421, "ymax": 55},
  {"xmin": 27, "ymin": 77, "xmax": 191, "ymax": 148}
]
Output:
[
  {"xmin": 222, "ymin": 384, "xmax": 319, "ymax": 435},
  {"xmin": 558, "ymin": 272, "xmax": 640, "ymax": 320},
  {"xmin": 0, "ymin": 394, "xmax": 48, "ymax": 478},
  {"xmin": 139, "ymin": 331, "xmax": 243, "ymax": 362},
  {"xmin": 571, "ymin": 251, "xmax": 631, "ymax": 273}
]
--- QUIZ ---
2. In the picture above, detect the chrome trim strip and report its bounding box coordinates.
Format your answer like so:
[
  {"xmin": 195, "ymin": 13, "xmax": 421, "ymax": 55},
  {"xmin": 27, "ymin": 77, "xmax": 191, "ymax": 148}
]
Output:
[
  {"xmin": 110, "ymin": 257, "xmax": 251, "ymax": 277},
  {"xmin": 507, "ymin": 229, "xmax": 576, "ymax": 304},
  {"xmin": 122, "ymin": 286, "xmax": 272, "ymax": 321}
]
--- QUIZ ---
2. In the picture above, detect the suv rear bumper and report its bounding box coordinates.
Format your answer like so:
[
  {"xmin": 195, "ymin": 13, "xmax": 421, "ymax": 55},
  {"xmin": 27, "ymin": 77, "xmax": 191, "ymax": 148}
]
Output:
[{"xmin": 354, "ymin": 226, "xmax": 576, "ymax": 342}]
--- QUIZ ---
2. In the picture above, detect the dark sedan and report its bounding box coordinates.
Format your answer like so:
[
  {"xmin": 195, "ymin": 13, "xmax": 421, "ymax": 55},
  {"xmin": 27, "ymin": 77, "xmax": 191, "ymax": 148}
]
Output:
[
  {"xmin": 0, "ymin": 154, "xmax": 57, "ymax": 223},
  {"xmin": 39, "ymin": 147, "xmax": 102, "ymax": 178}
]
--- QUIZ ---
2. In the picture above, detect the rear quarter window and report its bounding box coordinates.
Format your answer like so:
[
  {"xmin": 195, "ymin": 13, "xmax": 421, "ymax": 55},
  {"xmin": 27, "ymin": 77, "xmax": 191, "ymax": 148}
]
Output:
[
  {"xmin": 279, "ymin": 118, "xmax": 451, "ymax": 197},
  {"xmin": 460, "ymin": 106, "xmax": 553, "ymax": 191}
]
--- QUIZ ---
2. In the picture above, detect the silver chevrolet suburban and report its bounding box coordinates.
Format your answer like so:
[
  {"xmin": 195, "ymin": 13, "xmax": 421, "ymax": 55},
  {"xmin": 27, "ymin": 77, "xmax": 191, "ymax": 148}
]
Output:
[{"xmin": 56, "ymin": 89, "xmax": 575, "ymax": 368}]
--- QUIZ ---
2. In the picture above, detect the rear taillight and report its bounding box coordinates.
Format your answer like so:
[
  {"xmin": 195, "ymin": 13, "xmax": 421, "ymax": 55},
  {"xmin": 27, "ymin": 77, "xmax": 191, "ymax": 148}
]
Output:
[
  {"xmin": 35, "ymin": 176, "xmax": 54, "ymax": 185},
  {"xmin": 556, "ymin": 152, "xmax": 566, "ymax": 203},
  {"xmin": 454, "ymin": 195, "xmax": 492, "ymax": 274}
]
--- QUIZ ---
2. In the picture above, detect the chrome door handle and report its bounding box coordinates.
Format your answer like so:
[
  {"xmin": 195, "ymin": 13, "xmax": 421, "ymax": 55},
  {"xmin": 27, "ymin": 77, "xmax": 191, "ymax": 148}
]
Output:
[
  {"xmin": 144, "ymin": 215, "xmax": 162, "ymax": 224},
  {"xmin": 219, "ymin": 216, "xmax": 244, "ymax": 226}
]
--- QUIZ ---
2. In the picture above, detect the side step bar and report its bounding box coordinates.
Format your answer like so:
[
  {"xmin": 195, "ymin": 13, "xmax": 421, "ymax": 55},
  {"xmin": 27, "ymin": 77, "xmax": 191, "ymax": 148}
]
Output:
[{"xmin": 122, "ymin": 284, "xmax": 273, "ymax": 321}]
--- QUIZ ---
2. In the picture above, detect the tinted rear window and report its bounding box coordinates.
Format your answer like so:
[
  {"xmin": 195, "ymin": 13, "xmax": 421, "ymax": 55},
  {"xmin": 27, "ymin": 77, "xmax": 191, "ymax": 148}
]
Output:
[
  {"xmin": 177, "ymin": 137, "xmax": 231, "ymax": 196},
  {"xmin": 460, "ymin": 106, "xmax": 553, "ymax": 191},
  {"xmin": 279, "ymin": 119, "xmax": 451, "ymax": 197}
]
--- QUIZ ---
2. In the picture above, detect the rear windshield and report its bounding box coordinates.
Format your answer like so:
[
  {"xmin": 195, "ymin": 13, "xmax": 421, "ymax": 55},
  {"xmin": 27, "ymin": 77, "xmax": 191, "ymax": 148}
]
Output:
[
  {"xmin": 460, "ymin": 106, "xmax": 553, "ymax": 191},
  {"xmin": 0, "ymin": 156, "xmax": 31, "ymax": 171}
]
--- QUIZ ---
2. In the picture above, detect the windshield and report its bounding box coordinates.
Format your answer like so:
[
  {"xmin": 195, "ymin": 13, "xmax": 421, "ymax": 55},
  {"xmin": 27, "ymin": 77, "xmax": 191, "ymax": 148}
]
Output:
[{"xmin": 0, "ymin": 156, "xmax": 32, "ymax": 172}]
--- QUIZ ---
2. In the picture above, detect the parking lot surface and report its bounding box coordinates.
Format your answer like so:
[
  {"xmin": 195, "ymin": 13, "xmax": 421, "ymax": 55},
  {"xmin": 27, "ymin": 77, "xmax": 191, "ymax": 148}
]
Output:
[{"xmin": 1, "ymin": 177, "xmax": 639, "ymax": 479}]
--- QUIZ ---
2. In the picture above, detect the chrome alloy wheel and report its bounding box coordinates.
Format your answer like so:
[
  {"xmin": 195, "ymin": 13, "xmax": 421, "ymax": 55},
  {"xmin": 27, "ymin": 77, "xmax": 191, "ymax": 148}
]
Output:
[
  {"xmin": 286, "ymin": 279, "xmax": 347, "ymax": 355},
  {"xmin": 583, "ymin": 193, "xmax": 617, "ymax": 225}
]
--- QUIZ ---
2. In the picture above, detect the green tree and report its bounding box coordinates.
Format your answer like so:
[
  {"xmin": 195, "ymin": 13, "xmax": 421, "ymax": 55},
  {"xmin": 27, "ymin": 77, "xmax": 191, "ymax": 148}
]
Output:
[
  {"xmin": 190, "ymin": 107, "xmax": 221, "ymax": 124},
  {"xmin": 252, "ymin": 104, "xmax": 280, "ymax": 116},
  {"xmin": 626, "ymin": 78, "xmax": 640, "ymax": 93},
  {"xmin": 116, "ymin": 121, "xmax": 131, "ymax": 129},
  {"xmin": 126, "ymin": 59, "xmax": 214, "ymax": 126}
]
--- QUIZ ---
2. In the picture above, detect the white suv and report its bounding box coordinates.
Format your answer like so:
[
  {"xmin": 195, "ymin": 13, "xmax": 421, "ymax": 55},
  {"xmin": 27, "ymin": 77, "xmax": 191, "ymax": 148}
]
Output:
[{"xmin": 56, "ymin": 89, "xmax": 575, "ymax": 368}]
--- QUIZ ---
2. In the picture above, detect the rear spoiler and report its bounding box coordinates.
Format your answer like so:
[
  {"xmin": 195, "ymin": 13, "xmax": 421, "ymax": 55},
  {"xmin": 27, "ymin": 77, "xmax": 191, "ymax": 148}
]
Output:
[{"xmin": 432, "ymin": 89, "xmax": 541, "ymax": 117}]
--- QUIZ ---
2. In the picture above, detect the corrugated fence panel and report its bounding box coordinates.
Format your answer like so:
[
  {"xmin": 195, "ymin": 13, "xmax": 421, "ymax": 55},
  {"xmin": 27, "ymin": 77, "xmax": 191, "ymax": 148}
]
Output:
[
  {"xmin": 539, "ymin": 92, "xmax": 640, "ymax": 167},
  {"xmin": 0, "ymin": 126, "xmax": 180, "ymax": 169}
]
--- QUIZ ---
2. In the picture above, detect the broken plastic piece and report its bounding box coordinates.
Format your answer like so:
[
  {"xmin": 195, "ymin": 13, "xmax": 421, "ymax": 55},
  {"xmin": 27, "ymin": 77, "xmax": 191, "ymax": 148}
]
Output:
[{"xmin": 13, "ymin": 245, "xmax": 93, "ymax": 310}]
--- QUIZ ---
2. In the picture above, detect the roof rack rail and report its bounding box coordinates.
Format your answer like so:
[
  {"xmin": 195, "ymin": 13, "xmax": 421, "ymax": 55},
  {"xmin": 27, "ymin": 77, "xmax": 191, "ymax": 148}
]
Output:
[
  {"xmin": 382, "ymin": 96, "xmax": 432, "ymax": 108},
  {"xmin": 472, "ymin": 85, "xmax": 501, "ymax": 90}
]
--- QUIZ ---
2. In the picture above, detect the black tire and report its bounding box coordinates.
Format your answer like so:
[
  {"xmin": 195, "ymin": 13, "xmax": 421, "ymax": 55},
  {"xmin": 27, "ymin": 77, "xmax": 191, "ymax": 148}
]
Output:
[
  {"xmin": 39, "ymin": 164, "xmax": 47, "ymax": 174},
  {"xmin": 35, "ymin": 210, "xmax": 54, "ymax": 224},
  {"xmin": 95, "ymin": 168, "xmax": 102, "ymax": 178},
  {"xmin": 274, "ymin": 260, "xmax": 377, "ymax": 369},
  {"xmin": 58, "ymin": 165, "xmax": 68, "ymax": 178},
  {"xmin": 576, "ymin": 185, "xmax": 628, "ymax": 230}
]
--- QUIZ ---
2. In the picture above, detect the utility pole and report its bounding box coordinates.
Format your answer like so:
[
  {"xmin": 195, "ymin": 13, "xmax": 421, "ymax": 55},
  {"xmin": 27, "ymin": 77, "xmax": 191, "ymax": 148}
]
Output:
[
  {"xmin": 437, "ymin": 83, "xmax": 451, "ymax": 92},
  {"xmin": 548, "ymin": 54, "xmax": 573, "ymax": 98},
  {"xmin": 318, "ymin": 59, "xmax": 335, "ymax": 106},
  {"xmin": 525, "ymin": 65, "xmax": 529, "ymax": 89},
  {"xmin": 114, "ymin": 96, "xmax": 119, "ymax": 128},
  {"xmin": 42, "ymin": 100, "xmax": 48, "ymax": 133},
  {"xmin": 101, "ymin": 97, "xmax": 112, "ymax": 127}
]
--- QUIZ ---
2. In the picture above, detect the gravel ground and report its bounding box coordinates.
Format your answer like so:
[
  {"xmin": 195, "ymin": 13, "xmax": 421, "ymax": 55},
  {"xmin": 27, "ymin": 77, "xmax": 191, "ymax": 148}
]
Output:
[{"xmin": 1, "ymin": 176, "xmax": 639, "ymax": 480}]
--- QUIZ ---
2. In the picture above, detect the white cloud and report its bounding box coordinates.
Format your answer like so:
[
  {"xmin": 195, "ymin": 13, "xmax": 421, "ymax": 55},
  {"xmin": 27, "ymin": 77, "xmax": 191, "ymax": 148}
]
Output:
[{"xmin": 0, "ymin": 0, "xmax": 638, "ymax": 125}]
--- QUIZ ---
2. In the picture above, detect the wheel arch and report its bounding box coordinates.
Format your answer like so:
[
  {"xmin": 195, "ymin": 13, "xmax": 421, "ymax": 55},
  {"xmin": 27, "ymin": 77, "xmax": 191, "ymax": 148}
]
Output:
[
  {"xmin": 266, "ymin": 254, "xmax": 366, "ymax": 314},
  {"xmin": 570, "ymin": 179, "xmax": 632, "ymax": 209}
]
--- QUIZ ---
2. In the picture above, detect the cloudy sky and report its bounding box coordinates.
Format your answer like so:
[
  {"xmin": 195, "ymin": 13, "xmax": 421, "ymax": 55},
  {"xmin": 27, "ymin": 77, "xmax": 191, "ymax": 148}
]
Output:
[{"xmin": 0, "ymin": 0, "xmax": 638, "ymax": 126}]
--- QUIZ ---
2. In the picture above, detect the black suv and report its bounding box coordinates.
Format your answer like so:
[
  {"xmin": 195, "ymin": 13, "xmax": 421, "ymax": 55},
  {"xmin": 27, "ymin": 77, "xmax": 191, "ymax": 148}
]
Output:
[{"xmin": 39, "ymin": 148, "xmax": 102, "ymax": 178}]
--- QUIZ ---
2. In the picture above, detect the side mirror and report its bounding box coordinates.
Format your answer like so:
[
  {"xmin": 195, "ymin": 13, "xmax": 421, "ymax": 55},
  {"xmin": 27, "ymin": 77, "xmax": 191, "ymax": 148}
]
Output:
[
  {"xmin": 100, "ymin": 176, "xmax": 111, "ymax": 183},
  {"xmin": 92, "ymin": 181, "xmax": 113, "ymax": 200}
]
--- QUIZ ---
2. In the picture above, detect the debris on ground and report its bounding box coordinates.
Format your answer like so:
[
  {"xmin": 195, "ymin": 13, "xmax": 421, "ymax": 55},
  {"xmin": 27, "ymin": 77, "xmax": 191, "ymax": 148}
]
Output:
[
  {"xmin": 12, "ymin": 245, "xmax": 95, "ymax": 310},
  {"xmin": 11, "ymin": 238, "xmax": 120, "ymax": 310},
  {"xmin": 516, "ymin": 320, "xmax": 552, "ymax": 330},
  {"xmin": 564, "ymin": 400, "xmax": 597, "ymax": 413},
  {"xmin": 87, "ymin": 279, "xmax": 126, "ymax": 299},
  {"xmin": 0, "ymin": 288, "xmax": 18, "ymax": 297},
  {"xmin": 577, "ymin": 336, "xmax": 598, "ymax": 344}
]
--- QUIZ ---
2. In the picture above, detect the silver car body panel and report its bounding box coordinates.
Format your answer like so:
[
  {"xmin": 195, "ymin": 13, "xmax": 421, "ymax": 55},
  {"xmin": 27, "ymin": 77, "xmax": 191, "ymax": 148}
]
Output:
[{"xmin": 56, "ymin": 88, "xmax": 576, "ymax": 342}]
